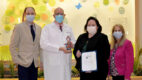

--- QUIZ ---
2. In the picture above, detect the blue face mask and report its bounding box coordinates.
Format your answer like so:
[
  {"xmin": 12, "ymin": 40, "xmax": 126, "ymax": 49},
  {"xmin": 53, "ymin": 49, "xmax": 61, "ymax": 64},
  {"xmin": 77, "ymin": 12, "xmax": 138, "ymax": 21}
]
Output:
[
  {"xmin": 113, "ymin": 31, "xmax": 123, "ymax": 39},
  {"xmin": 55, "ymin": 15, "xmax": 64, "ymax": 23},
  {"xmin": 26, "ymin": 15, "xmax": 35, "ymax": 22}
]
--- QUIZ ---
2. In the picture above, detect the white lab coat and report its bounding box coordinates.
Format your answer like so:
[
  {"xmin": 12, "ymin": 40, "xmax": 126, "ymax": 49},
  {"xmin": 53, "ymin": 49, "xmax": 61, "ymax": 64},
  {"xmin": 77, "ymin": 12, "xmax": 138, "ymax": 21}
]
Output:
[{"xmin": 40, "ymin": 22, "xmax": 76, "ymax": 80}]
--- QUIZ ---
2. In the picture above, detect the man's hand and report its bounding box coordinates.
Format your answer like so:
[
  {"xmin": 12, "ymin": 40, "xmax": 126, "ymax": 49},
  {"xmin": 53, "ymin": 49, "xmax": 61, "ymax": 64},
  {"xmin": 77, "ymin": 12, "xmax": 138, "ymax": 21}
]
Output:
[
  {"xmin": 59, "ymin": 47, "xmax": 72, "ymax": 54},
  {"xmin": 65, "ymin": 41, "xmax": 74, "ymax": 49},
  {"xmin": 68, "ymin": 41, "xmax": 74, "ymax": 48}
]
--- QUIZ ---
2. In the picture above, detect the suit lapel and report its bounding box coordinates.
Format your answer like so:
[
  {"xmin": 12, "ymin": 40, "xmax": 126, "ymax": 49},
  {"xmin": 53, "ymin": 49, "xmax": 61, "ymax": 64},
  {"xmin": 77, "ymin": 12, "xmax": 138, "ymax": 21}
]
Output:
[
  {"xmin": 24, "ymin": 22, "xmax": 34, "ymax": 43},
  {"xmin": 24, "ymin": 21, "xmax": 39, "ymax": 43},
  {"xmin": 33, "ymin": 25, "xmax": 39, "ymax": 43}
]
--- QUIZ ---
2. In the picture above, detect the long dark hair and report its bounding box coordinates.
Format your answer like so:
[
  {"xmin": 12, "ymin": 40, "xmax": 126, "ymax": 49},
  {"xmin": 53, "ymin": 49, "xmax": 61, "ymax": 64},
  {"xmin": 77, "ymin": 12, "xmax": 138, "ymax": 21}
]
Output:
[{"xmin": 84, "ymin": 16, "xmax": 102, "ymax": 33}]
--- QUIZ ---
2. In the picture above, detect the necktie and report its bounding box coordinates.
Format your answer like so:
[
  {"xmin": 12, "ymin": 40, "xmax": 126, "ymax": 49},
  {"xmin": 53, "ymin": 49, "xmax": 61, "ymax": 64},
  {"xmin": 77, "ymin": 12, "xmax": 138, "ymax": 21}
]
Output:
[
  {"xmin": 30, "ymin": 25, "xmax": 35, "ymax": 41},
  {"xmin": 59, "ymin": 26, "xmax": 62, "ymax": 32}
]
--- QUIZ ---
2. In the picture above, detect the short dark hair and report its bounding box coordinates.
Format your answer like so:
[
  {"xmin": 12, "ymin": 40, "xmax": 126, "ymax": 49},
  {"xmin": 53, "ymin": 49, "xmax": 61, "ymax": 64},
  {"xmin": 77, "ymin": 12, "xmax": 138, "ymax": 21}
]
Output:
[{"xmin": 84, "ymin": 16, "xmax": 102, "ymax": 33}]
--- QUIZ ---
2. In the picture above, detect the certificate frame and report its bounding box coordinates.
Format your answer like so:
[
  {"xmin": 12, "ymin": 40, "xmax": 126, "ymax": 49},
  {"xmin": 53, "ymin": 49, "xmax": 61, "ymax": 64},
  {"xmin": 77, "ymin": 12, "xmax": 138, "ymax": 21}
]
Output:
[{"xmin": 81, "ymin": 51, "xmax": 98, "ymax": 72}]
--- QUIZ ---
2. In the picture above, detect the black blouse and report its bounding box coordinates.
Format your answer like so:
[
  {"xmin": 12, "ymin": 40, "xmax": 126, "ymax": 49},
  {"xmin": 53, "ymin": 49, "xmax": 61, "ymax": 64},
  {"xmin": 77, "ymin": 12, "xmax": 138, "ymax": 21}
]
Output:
[{"xmin": 73, "ymin": 32, "xmax": 110, "ymax": 74}]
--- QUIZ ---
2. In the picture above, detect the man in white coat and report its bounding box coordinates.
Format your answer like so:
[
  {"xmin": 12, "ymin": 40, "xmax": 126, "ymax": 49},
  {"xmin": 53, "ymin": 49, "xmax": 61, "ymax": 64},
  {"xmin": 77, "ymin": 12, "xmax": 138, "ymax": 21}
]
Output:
[{"xmin": 40, "ymin": 7, "xmax": 76, "ymax": 80}]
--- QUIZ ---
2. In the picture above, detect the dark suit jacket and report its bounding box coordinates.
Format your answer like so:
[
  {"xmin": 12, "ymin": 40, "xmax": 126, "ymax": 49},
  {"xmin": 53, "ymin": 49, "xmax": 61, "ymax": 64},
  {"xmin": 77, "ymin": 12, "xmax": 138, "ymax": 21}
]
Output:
[{"xmin": 73, "ymin": 32, "xmax": 110, "ymax": 75}]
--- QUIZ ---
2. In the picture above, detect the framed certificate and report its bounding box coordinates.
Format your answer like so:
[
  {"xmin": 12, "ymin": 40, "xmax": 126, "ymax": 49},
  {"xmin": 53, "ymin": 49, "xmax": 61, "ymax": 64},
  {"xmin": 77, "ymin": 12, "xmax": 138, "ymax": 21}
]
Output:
[{"xmin": 81, "ymin": 51, "xmax": 97, "ymax": 72}]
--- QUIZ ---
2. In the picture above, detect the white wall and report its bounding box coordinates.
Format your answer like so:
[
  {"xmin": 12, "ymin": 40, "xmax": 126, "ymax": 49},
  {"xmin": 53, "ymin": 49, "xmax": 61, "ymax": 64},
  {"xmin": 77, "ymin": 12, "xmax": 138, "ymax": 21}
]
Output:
[
  {"xmin": 0, "ymin": 0, "xmax": 136, "ymax": 45},
  {"xmin": 58, "ymin": 0, "xmax": 135, "ymax": 43}
]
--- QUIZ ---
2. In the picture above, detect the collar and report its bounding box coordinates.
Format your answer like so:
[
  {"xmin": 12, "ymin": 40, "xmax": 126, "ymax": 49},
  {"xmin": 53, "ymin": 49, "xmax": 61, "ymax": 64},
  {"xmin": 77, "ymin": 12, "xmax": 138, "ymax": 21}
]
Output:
[
  {"xmin": 54, "ymin": 21, "xmax": 63, "ymax": 27},
  {"xmin": 24, "ymin": 21, "xmax": 36, "ymax": 28}
]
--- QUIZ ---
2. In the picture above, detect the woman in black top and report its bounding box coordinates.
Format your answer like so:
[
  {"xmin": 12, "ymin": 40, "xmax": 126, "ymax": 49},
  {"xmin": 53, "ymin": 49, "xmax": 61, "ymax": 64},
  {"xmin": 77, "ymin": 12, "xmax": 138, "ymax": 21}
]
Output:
[{"xmin": 73, "ymin": 17, "xmax": 110, "ymax": 80}]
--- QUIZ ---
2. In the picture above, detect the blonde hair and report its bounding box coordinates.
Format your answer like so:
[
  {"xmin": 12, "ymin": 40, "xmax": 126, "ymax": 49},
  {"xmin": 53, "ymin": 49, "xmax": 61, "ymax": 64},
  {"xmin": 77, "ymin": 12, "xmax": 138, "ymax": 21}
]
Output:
[
  {"xmin": 111, "ymin": 24, "xmax": 126, "ymax": 49},
  {"xmin": 22, "ymin": 7, "xmax": 35, "ymax": 22}
]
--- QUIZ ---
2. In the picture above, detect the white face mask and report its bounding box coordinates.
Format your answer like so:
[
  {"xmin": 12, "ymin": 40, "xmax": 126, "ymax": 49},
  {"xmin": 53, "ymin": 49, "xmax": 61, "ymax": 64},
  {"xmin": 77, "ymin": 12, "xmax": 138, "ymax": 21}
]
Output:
[
  {"xmin": 113, "ymin": 31, "xmax": 123, "ymax": 39},
  {"xmin": 26, "ymin": 15, "xmax": 35, "ymax": 22},
  {"xmin": 87, "ymin": 26, "xmax": 97, "ymax": 35}
]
